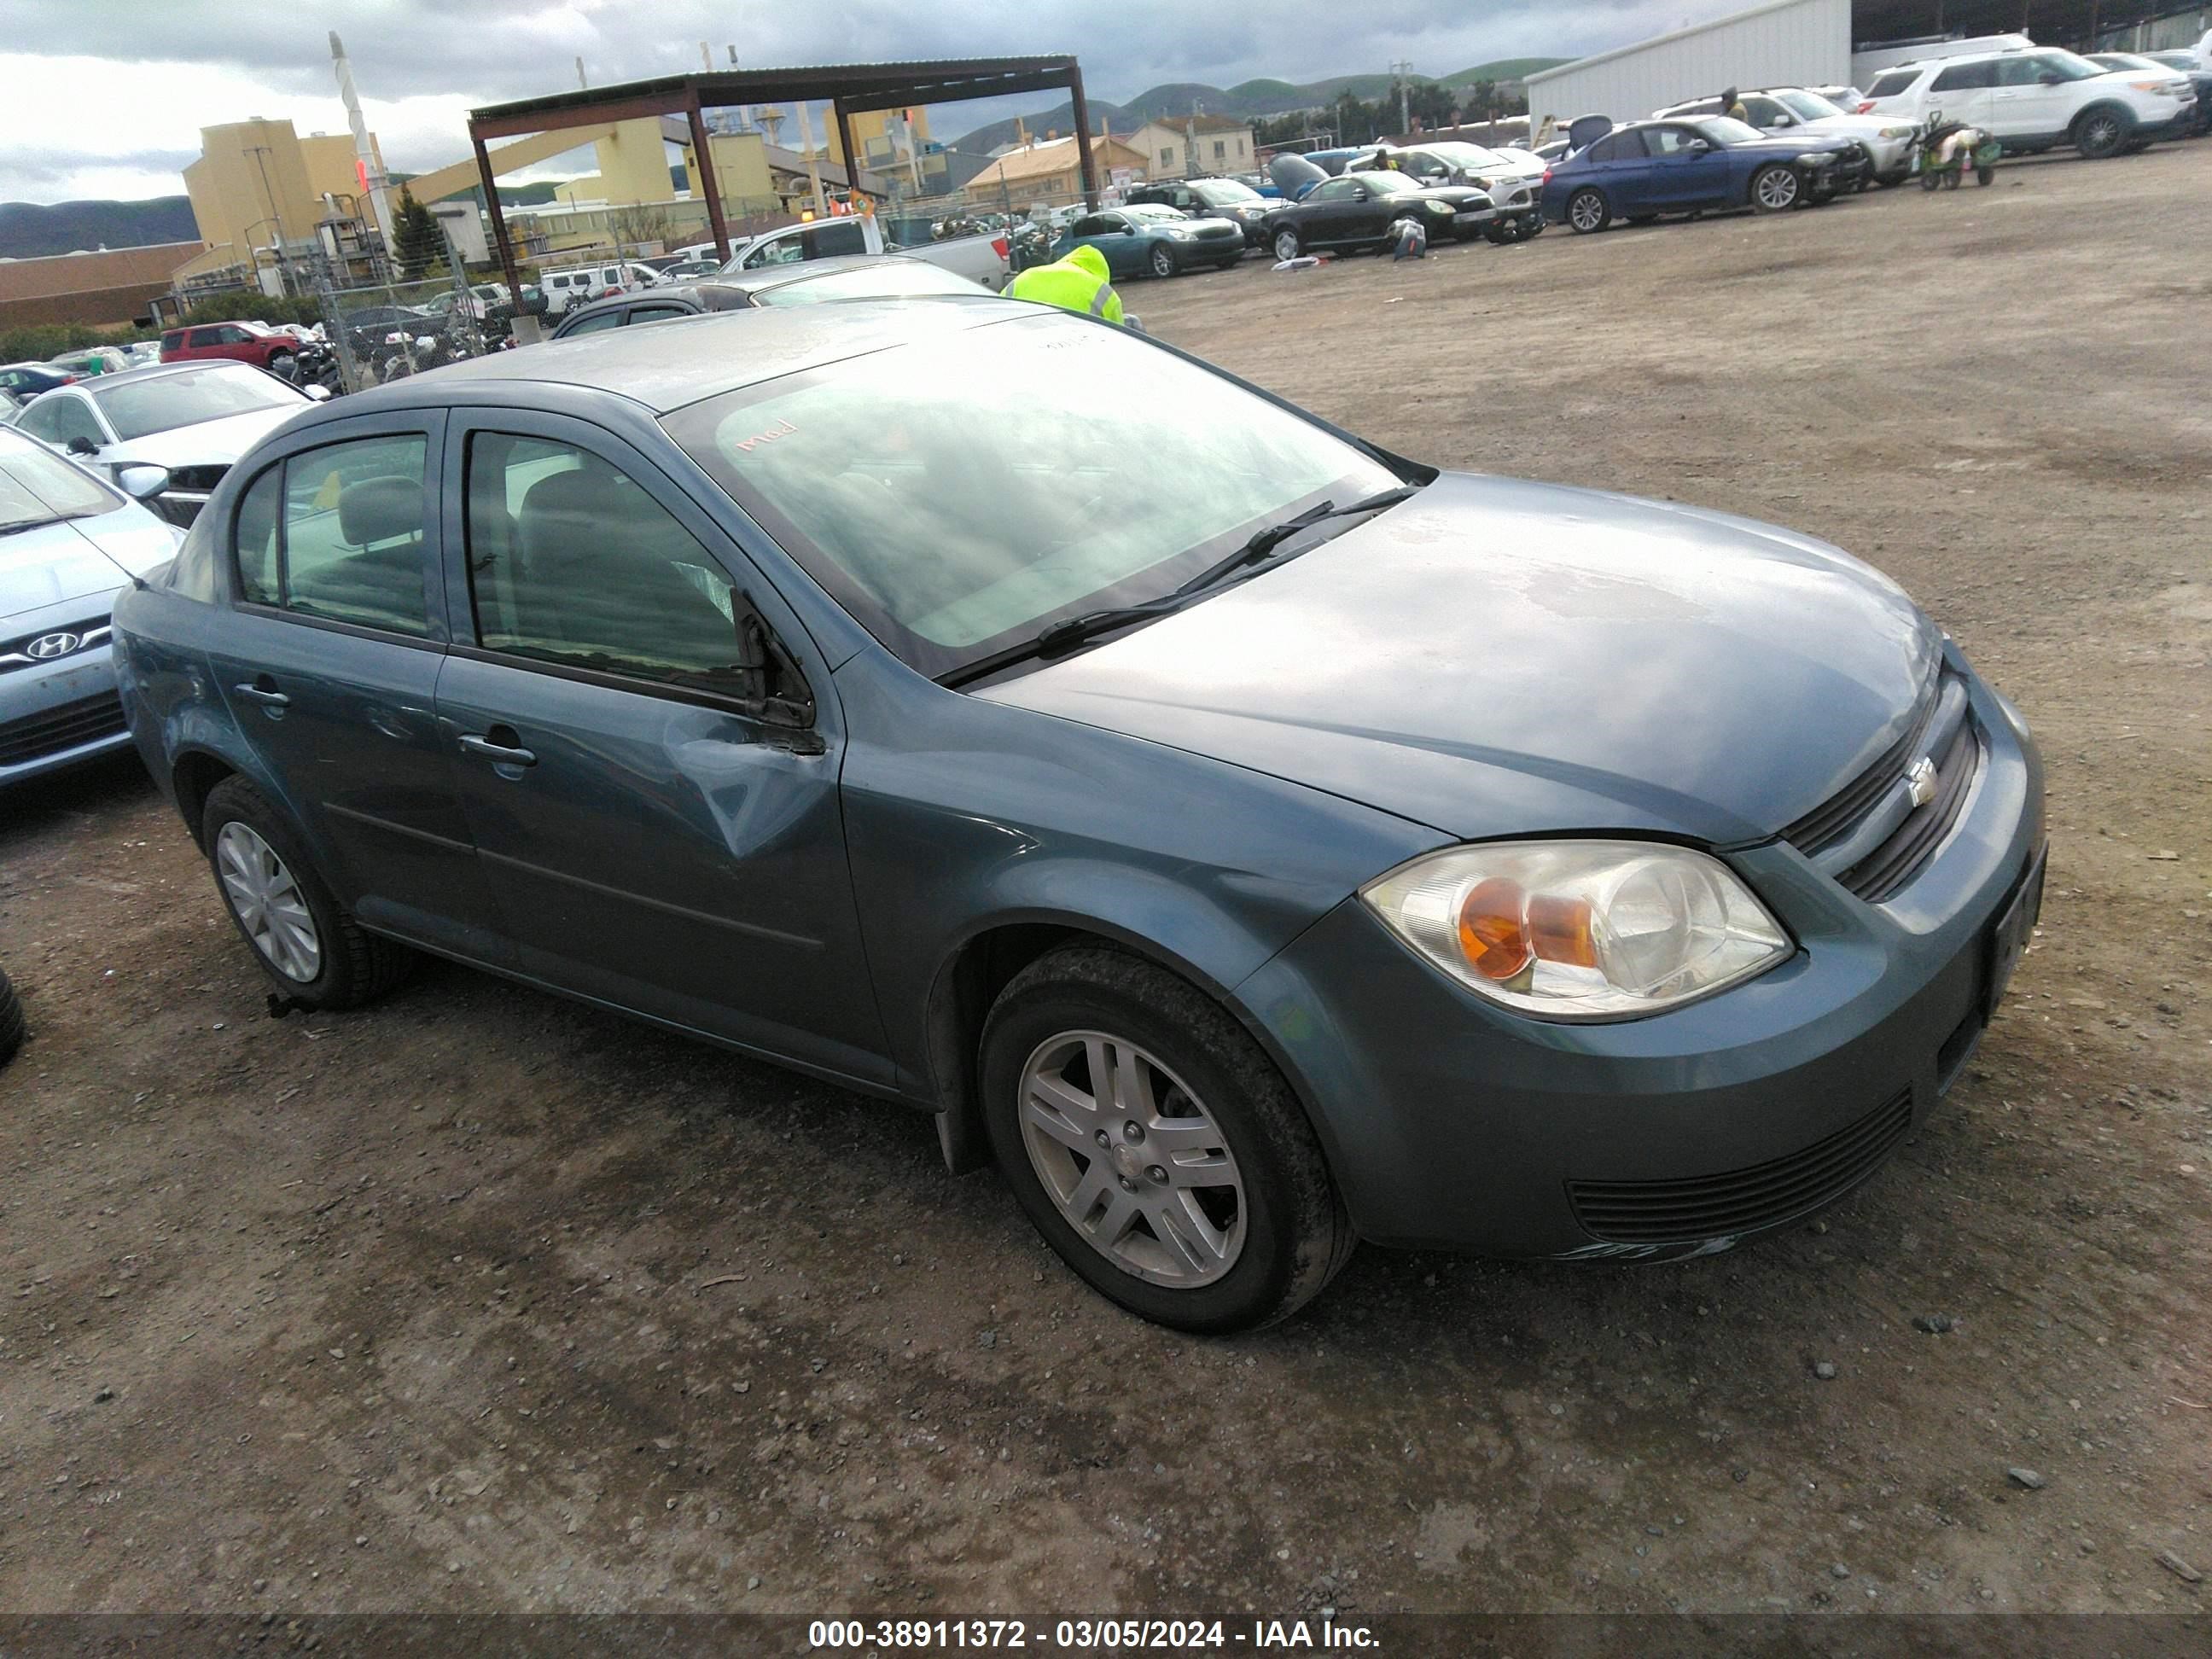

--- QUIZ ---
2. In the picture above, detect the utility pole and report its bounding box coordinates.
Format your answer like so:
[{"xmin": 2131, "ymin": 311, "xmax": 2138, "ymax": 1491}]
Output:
[
  {"xmin": 244, "ymin": 144, "xmax": 291, "ymax": 295},
  {"xmin": 1390, "ymin": 58, "xmax": 1415, "ymax": 137}
]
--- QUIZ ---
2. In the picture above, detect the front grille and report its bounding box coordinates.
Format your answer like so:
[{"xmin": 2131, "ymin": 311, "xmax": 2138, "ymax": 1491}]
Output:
[
  {"xmin": 0, "ymin": 619, "xmax": 110, "ymax": 674},
  {"xmin": 1784, "ymin": 667, "xmax": 1980, "ymax": 901},
  {"xmin": 1567, "ymin": 1091, "xmax": 1912, "ymax": 1244},
  {"xmin": 0, "ymin": 691, "xmax": 127, "ymax": 766},
  {"xmin": 164, "ymin": 463, "xmax": 228, "ymax": 494}
]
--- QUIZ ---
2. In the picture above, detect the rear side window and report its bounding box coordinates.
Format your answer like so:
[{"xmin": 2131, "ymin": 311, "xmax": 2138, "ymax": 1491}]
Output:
[
  {"xmin": 462, "ymin": 431, "xmax": 742, "ymax": 691},
  {"xmin": 562, "ymin": 308, "xmax": 627, "ymax": 335},
  {"xmin": 1867, "ymin": 68, "xmax": 1923, "ymax": 97},
  {"xmin": 1931, "ymin": 60, "xmax": 1997, "ymax": 90},
  {"xmin": 230, "ymin": 434, "xmax": 431, "ymax": 636}
]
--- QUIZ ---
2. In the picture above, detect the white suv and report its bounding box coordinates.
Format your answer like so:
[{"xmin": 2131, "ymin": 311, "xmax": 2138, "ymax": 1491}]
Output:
[{"xmin": 1860, "ymin": 46, "xmax": 2192, "ymax": 159}]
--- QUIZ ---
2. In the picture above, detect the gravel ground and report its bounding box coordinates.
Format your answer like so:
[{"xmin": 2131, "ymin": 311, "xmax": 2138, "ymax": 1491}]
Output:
[{"xmin": 1, "ymin": 145, "xmax": 2208, "ymax": 1618}]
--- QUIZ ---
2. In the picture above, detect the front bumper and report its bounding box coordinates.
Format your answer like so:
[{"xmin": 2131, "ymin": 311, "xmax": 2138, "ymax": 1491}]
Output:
[
  {"xmin": 1237, "ymin": 664, "xmax": 2046, "ymax": 1257},
  {"xmin": 1, "ymin": 639, "xmax": 131, "ymax": 787}
]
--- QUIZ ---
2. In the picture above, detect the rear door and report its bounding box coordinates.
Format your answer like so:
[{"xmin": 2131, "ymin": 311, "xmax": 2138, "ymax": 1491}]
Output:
[
  {"xmin": 205, "ymin": 412, "xmax": 508, "ymax": 960},
  {"xmin": 1586, "ymin": 130, "xmax": 1656, "ymax": 211},
  {"xmin": 432, "ymin": 411, "xmax": 890, "ymax": 1083},
  {"xmin": 1924, "ymin": 58, "xmax": 1998, "ymax": 131}
]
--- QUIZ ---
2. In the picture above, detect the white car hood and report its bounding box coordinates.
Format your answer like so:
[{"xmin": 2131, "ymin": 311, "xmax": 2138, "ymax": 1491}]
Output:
[
  {"xmin": 105, "ymin": 404, "xmax": 309, "ymax": 469},
  {"xmin": 1, "ymin": 504, "xmax": 177, "ymax": 622}
]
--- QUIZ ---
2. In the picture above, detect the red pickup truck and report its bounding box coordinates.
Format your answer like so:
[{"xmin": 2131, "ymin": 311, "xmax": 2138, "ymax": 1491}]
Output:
[{"xmin": 158, "ymin": 321, "xmax": 304, "ymax": 375}]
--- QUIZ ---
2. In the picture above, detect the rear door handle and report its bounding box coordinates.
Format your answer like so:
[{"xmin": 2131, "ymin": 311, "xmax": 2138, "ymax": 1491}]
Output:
[
  {"xmin": 233, "ymin": 680, "xmax": 289, "ymax": 708},
  {"xmin": 459, "ymin": 731, "xmax": 537, "ymax": 767}
]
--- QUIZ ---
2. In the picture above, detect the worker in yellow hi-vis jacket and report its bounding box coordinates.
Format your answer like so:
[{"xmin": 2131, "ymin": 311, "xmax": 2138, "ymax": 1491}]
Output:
[{"xmin": 1004, "ymin": 242, "xmax": 1125, "ymax": 325}]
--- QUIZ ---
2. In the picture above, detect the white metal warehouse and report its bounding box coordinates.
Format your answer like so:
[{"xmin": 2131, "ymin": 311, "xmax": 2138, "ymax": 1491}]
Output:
[{"xmin": 1524, "ymin": 0, "xmax": 1854, "ymax": 131}]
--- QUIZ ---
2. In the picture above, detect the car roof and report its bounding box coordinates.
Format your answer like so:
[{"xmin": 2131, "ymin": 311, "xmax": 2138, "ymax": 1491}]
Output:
[
  {"xmin": 354, "ymin": 298, "xmax": 1031, "ymax": 416},
  {"xmin": 711, "ymin": 253, "xmax": 942, "ymax": 296}
]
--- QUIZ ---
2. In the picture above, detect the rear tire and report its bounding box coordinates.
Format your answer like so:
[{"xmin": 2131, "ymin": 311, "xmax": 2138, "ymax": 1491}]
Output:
[
  {"xmin": 1750, "ymin": 164, "xmax": 1802, "ymax": 212},
  {"xmin": 980, "ymin": 946, "xmax": 1353, "ymax": 1333},
  {"xmin": 201, "ymin": 777, "xmax": 412, "ymax": 1010},
  {"xmin": 1566, "ymin": 189, "xmax": 1610, "ymax": 234},
  {"xmin": 267, "ymin": 349, "xmax": 296, "ymax": 380},
  {"xmin": 2073, "ymin": 108, "xmax": 2128, "ymax": 160},
  {"xmin": 0, "ymin": 965, "xmax": 25, "ymax": 1067}
]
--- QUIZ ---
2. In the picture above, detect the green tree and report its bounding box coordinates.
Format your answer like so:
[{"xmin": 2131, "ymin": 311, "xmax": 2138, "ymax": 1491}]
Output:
[
  {"xmin": 1409, "ymin": 82, "xmax": 1459, "ymax": 131},
  {"xmin": 391, "ymin": 189, "xmax": 446, "ymax": 281}
]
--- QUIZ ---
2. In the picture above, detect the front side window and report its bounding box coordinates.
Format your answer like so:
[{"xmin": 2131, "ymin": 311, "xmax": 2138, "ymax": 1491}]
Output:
[
  {"xmin": 663, "ymin": 312, "xmax": 1399, "ymax": 679},
  {"xmin": 17, "ymin": 394, "xmax": 105, "ymax": 450},
  {"xmin": 230, "ymin": 434, "xmax": 431, "ymax": 636},
  {"xmin": 463, "ymin": 432, "xmax": 743, "ymax": 691},
  {"xmin": 92, "ymin": 366, "xmax": 302, "ymax": 442},
  {"xmin": 1646, "ymin": 126, "xmax": 1698, "ymax": 155},
  {"xmin": 1776, "ymin": 89, "xmax": 1844, "ymax": 119},
  {"xmin": 2032, "ymin": 51, "xmax": 2104, "ymax": 82},
  {"xmin": 1310, "ymin": 178, "xmax": 1358, "ymax": 201},
  {"xmin": 1743, "ymin": 96, "xmax": 1790, "ymax": 125}
]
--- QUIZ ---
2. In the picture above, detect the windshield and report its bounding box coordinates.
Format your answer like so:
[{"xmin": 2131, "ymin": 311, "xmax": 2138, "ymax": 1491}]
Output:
[
  {"xmin": 91, "ymin": 365, "xmax": 304, "ymax": 442},
  {"xmin": 757, "ymin": 262, "xmax": 981, "ymax": 305},
  {"xmin": 0, "ymin": 431, "xmax": 118, "ymax": 532},
  {"xmin": 1775, "ymin": 89, "xmax": 1845, "ymax": 119},
  {"xmin": 2091, "ymin": 54, "xmax": 2157, "ymax": 73},
  {"xmin": 1429, "ymin": 142, "xmax": 1510, "ymax": 168},
  {"xmin": 1695, "ymin": 116, "xmax": 1767, "ymax": 145},
  {"xmin": 1190, "ymin": 180, "xmax": 1261, "ymax": 207},
  {"xmin": 2037, "ymin": 50, "xmax": 2106, "ymax": 81},
  {"xmin": 1349, "ymin": 171, "xmax": 1423, "ymax": 195},
  {"xmin": 663, "ymin": 314, "xmax": 1399, "ymax": 678}
]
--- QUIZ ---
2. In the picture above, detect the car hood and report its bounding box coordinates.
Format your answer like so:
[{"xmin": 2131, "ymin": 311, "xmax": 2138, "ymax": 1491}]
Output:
[
  {"xmin": 977, "ymin": 474, "xmax": 1941, "ymax": 846},
  {"xmin": 104, "ymin": 404, "xmax": 309, "ymax": 467},
  {"xmin": 0, "ymin": 504, "xmax": 176, "ymax": 621}
]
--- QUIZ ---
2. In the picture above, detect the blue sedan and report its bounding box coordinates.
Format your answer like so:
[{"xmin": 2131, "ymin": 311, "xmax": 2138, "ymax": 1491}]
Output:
[
  {"xmin": 1543, "ymin": 116, "xmax": 1851, "ymax": 232},
  {"xmin": 1051, "ymin": 203, "xmax": 1248, "ymax": 278},
  {"xmin": 111, "ymin": 303, "xmax": 2044, "ymax": 1331}
]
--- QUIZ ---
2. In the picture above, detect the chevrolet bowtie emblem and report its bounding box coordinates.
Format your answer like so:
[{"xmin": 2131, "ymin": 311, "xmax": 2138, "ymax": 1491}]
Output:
[{"xmin": 1906, "ymin": 756, "xmax": 1938, "ymax": 808}]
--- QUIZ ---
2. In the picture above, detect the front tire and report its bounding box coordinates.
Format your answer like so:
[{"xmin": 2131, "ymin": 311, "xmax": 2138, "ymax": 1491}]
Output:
[
  {"xmin": 1272, "ymin": 226, "xmax": 1301, "ymax": 261},
  {"xmin": 1566, "ymin": 189, "xmax": 1611, "ymax": 234},
  {"xmin": 0, "ymin": 965, "xmax": 24, "ymax": 1067},
  {"xmin": 980, "ymin": 946, "xmax": 1352, "ymax": 1333},
  {"xmin": 267, "ymin": 349, "xmax": 297, "ymax": 381},
  {"xmin": 2073, "ymin": 109, "xmax": 2128, "ymax": 160},
  {"xmin": 201, "ymin": 777, "xmax": 412, "ymax": 1010},
  {"xmin": 1750, "ymin": 164, "xmax": 1802, "ymax": 212},
  {"xmin": 1150, "ymin": 242, "xmax": 1179, "ymax": 279}
]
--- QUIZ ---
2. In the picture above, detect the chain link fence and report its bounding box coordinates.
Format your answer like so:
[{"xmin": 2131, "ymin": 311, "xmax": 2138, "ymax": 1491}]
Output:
[{"xmin": 311, "ymin": 261, "xmax": 498, "ymax": 395}]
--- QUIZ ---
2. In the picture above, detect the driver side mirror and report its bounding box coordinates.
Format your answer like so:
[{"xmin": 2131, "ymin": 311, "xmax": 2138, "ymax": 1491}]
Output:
[
  {"xmin": 1688, "ymin": 138, "xmax": 1712, "ymax": 154},
  {"xmin": 114, "ymin": 463, "xmax": 169, "ymax": 501},
  {"xmin": 1771, "ymin": 114, "xmax": 1796, "ymax": 126},
  {"xmin": 1349, "ymin": 187, "xmax": 1369, "ymax": 201},
  {"xmin": 2039, "ymin": 71, "xmax": 2062, "ymax": 85},
  {"xmin": 66, "ymin": 435, "xmax": 98, "ymax": 457},
  {"xmin": 304, "ymin": 384, "xmax": 333, "ymax": 402}
]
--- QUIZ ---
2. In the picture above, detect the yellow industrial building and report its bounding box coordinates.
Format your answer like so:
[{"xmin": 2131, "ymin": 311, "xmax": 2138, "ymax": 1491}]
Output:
[{"xmin": 173, "ymin": 118, "xmax": 388, "ymax": 287}]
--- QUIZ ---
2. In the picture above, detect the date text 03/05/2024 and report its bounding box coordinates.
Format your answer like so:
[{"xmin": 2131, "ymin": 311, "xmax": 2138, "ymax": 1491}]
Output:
[{"xmin": 806, "ymin": 1618, "xmax": 1380, "ymax": 1650}]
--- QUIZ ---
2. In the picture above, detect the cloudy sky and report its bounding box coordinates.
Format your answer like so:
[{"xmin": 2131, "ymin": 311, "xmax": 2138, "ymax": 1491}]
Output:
[{"xmin": 0, "ymin": 0, "xmax": 1725, "ymax": 203}]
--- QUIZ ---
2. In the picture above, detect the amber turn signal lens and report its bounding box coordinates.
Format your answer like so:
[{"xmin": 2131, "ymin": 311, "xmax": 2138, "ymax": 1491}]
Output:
[
  {"xmin": 1457, "ymin": 877, "xmax": 1534, "ymax": 981},
  {"xmin": 1457, "ymin": 879, "xmax": 1597, "ymax": 981}
]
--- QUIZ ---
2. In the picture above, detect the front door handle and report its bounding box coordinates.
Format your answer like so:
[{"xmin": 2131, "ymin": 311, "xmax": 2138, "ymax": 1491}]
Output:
[
  {"xmin": 233, "ymin": 679, "xmax": 289, "ymax": 709},
  {"xmin": 459, "ymin": 731, "xmax": 537, "ymax": 768}
]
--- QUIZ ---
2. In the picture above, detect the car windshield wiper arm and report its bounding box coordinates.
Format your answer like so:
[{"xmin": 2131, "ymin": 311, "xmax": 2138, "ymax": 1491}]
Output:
[
  {"xmin": 938, "ymin": 484, "xmax": 1420, "ymax": 690},
  {"xmin": 1030, "ymin": 485, "xmax": 1423, "ymax": 656}
]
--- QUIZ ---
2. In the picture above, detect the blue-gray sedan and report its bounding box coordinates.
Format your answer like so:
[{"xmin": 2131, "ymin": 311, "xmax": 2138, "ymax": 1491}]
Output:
[
  {"xmin": 2, "ymin": 428, "xmax": 180, "ymax": 785},
  {"xmin": 110, "ymin": 301, "xmax": 2046, "ymax": 1331}
]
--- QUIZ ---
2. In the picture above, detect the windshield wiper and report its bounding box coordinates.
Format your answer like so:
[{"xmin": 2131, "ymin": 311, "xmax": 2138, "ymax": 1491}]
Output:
[{"xmin": 939, "ymin": 484, "xmax": 1421, "ymax": 688}]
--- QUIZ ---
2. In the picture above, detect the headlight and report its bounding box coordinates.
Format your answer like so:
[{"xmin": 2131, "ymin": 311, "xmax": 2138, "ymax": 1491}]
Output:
[
  {"xmin": 1429, "ymin": 202, "xmax": 1456, "ymax": 216},
  {"xmin": 1359, "ymin": 840, "xmax": 1791, "ymax": 1020},
  {"xmin": 1879, "ymin": 125, "xmax": 1914, "ymax": 138}
]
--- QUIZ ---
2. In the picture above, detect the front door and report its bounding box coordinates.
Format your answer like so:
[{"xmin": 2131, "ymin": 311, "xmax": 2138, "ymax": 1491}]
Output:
[
  {"xmin": 205, "ymin": 415, "xmax": 508, "ymax": 962},
  {"xmin": 1642, "ymin": 125, "xmax": 1729, "ymax": 208},
  {"xmin": 1988, "ymin": 53, "xmax": 2077, "ymax": 143},
  {"xmin": 433, "ymin": 413, "xmax": 890, "ymax": 1085}
]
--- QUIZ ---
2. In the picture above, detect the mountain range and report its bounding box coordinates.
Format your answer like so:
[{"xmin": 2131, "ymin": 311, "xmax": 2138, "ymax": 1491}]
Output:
[
  {"xmin": 0, "ymin": 196, "xmax": 199, "ymax": 261},
  {"xmin": 946, "ymin": 59, "xmax": 1564, "ymax": 155}
]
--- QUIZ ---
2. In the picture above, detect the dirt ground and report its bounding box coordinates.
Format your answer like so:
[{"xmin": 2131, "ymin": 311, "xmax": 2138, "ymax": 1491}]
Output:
[{"xmin": 3, "ymin": 146, "xmax": 2209, "ymax": 1622}]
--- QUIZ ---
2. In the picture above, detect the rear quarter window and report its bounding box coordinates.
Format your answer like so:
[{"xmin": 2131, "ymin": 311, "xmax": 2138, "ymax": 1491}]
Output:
[
  {"xmin": 1867, "ymin": 68, "xmax": 1923, "ymax": 97},
  {"xmin": 160, "ymin": 329, "xmax": 185, "ymax": 351}
]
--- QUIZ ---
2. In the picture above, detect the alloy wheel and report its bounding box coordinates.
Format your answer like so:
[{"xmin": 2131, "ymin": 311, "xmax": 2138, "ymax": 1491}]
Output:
[
  {"xmin": 214, "ymin": 821, "xmax": 322, "ymax": 982},
  {"xmin": 2081, "ymin": 114, "xmax": 2122, "ymax": 157},
  {"xmin": 1017, "ymin": 1030, "xmax": 1246, "ymax": 1287},
  {"xmin": 1150, "ymin": 244, "xmax": 1177, "ymax": 277},
  {"xmin": 1755, "ymin": 167, "xmax": 1801, "ymax": 210}
]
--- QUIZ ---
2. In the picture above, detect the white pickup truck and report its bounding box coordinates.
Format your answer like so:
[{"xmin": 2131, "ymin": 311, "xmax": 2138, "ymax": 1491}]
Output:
[{"xmin": 713, "ymin": 216, "xmax": 1011, "ymax": 290}]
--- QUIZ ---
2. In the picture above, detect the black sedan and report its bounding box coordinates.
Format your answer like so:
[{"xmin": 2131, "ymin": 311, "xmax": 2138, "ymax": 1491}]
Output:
[
  {"xmin": 548, "ymin": 257, "xmax": 987, "ymax": 341},
  {"xmin": 1263, "ymin": 171, "xmax": 1497, "ymax": 260}
]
